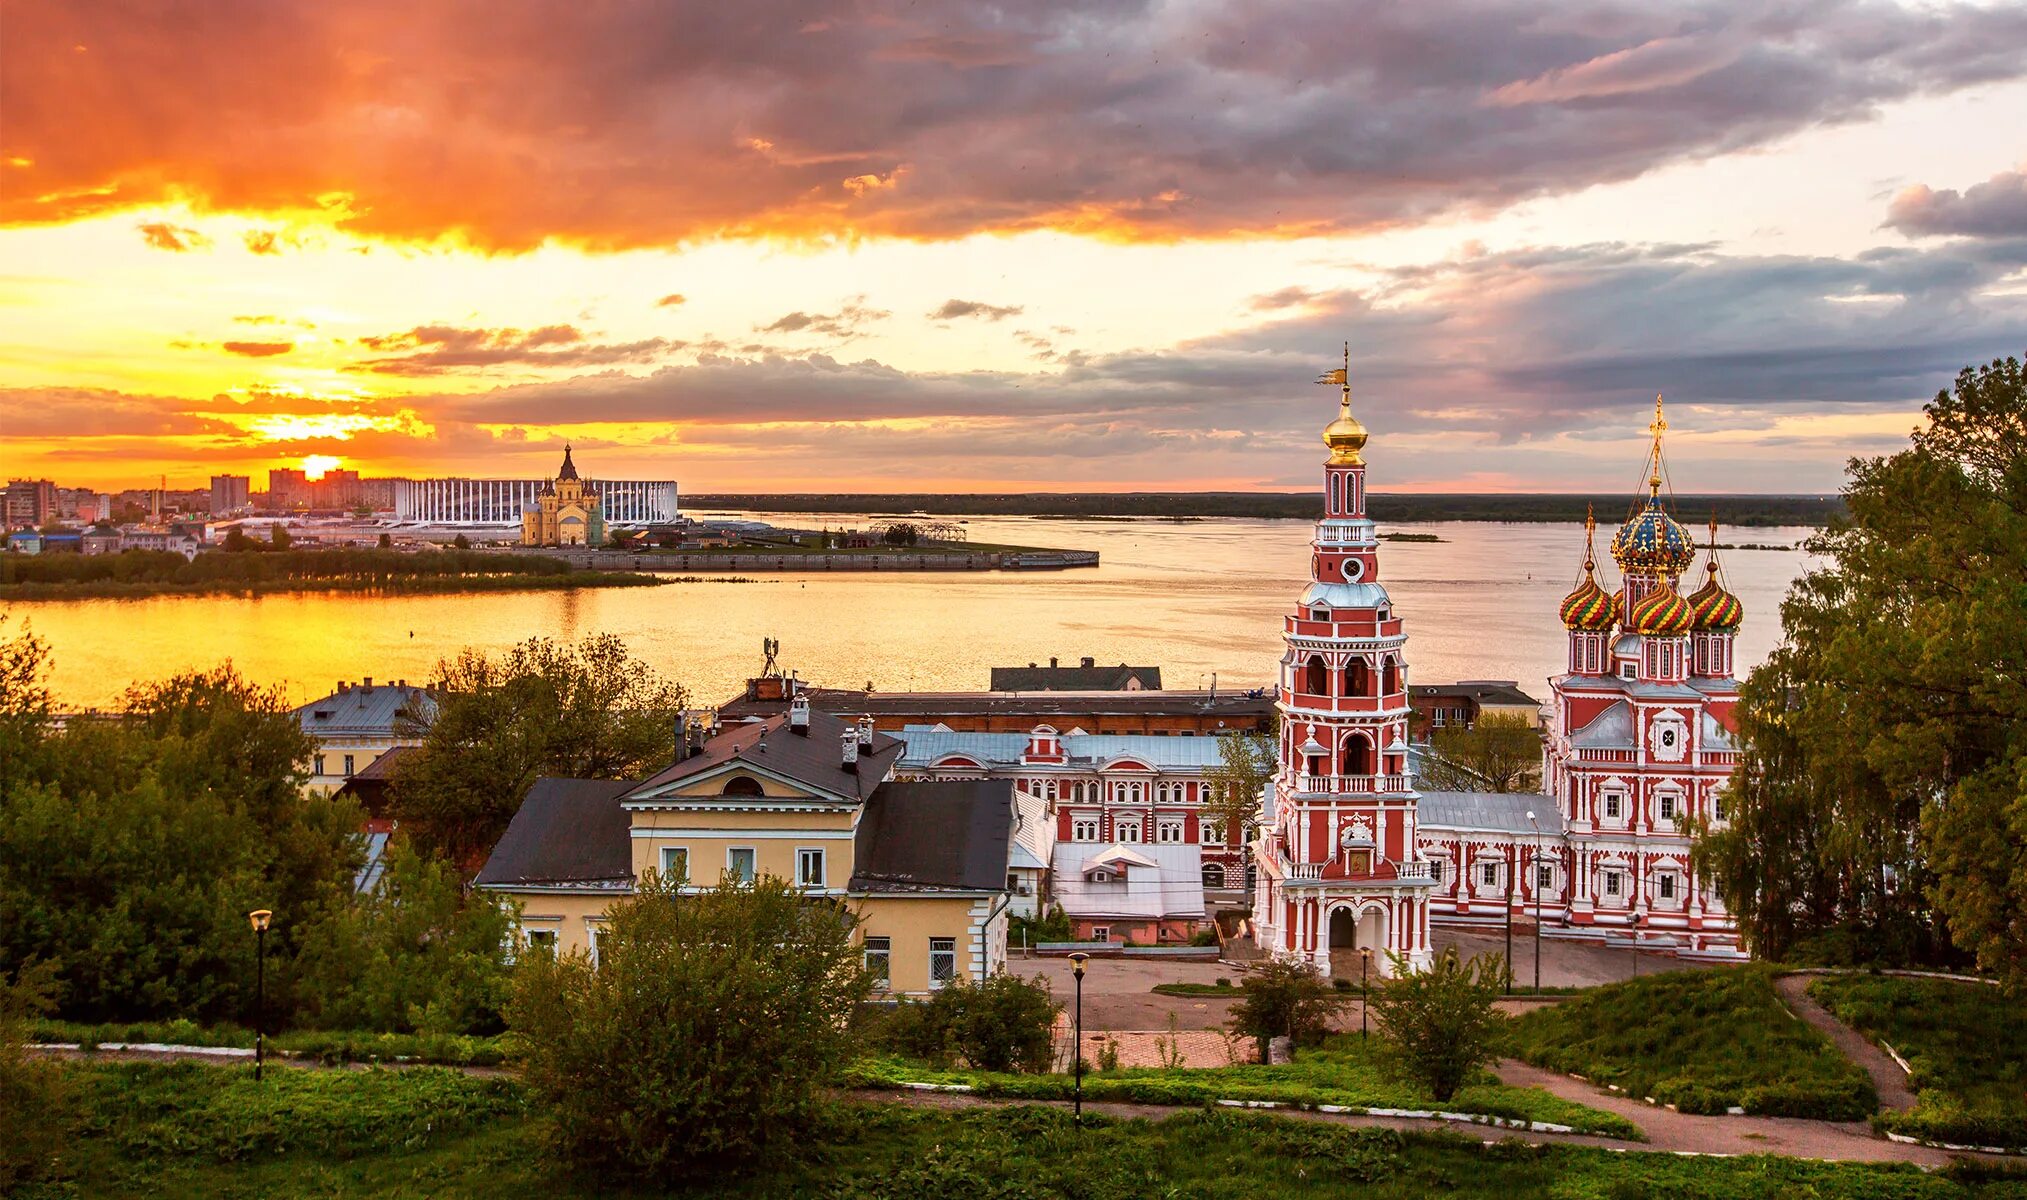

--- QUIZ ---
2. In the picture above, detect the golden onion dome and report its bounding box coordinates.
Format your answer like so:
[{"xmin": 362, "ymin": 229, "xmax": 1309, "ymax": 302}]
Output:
[
  {"xmin": 1687, "ymin": 561, "xmax": 1744, "ymax": 632},
  {"xmin": 1324, "ymin": 398, "xmax": 1368, "ymax": 465},
  {"xmin": 1611, "ymin": 494, "xmax": 1698, "ymax": 576},
  {"xmin": 1628, "ymin": 581, "xmax": 1695, "ymax": 636},
  {"xmin": 1560, "ymin": 575, "xmax": 1619, "ymax": 631}
]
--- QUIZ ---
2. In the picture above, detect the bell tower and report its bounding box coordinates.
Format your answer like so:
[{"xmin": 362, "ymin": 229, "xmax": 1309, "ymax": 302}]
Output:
[{"xmin": 1250, "ymin": 349, "xmax": 1435, "ymax": 977}]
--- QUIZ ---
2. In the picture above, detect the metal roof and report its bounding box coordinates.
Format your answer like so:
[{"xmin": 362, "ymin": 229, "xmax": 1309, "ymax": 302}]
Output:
[
  {"xmin": 988, "ymin": 664, "xmax": 1162, "ymax": 692},
  {"xmin": 849, "ymin": 780, "xmax": 1015, "ymax": 894},
  {"xmin": 896, "ymin": 727, "xmax": 1229, "ymax": 769},
  {"xmin": 1416, "ymin": 791, "xmax": 1563, "ymax": 836},
  {"xmin": 474, "ymin": 777, "xmax": 635, "ymax": 887},
  {"xmin": 1570, "ymin": 701, "xmax": 1635, "ymax": 749},
  {"xmin": 631, "ymin": 708, "xmax": 903, "ymax": 803},
  {"xmin": 293, "ymin": 683, "xmax": 434, "ymax": 738},
  {"xmin": 1048, "ymin": 841, "xmax": 1204, "ymax": 920}
]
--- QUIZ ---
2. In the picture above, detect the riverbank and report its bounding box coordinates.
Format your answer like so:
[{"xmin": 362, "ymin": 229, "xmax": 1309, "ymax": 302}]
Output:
[
  {"xmin": 0, "ymin": 571, "xmax": 668, "ymax": 601},
  {"xmin": 0, "ymin": 547, "xmax": 675, "ymax": 601},
  {"xmin": 690, "ymin": 492, "xmax": 1846, "ymax": 525},
  {"xmin": 523, "ymin": 546, "xmax": 1100, "ymax": 572}
]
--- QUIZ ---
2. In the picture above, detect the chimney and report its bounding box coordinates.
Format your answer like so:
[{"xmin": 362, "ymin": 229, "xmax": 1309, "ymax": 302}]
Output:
[
  {"xmin": 857, "ymin": 714, "xmax": 876, "ymax": 748},
  {"xmin": 1049, "ymin": 656, "xmax": 1058, "ymax": 668},
  {"xmin": 362, "ymin": 676, "xmax": 374, "ymax": 694},
  {"xmin": 789, "ymin": 693, "xmax": 810, "ymax": 735},
  {"xmin": 841, "ymin": 728, "xmax": 859, "ymax": 773},
  {"xmin": 1080, "ymin": 656, "xmax": 1095, "ymax": 669}
]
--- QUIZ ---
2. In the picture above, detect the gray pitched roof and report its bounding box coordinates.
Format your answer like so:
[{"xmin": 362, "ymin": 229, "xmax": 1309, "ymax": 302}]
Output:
[
  {"xmin": 474, "ymin": 777, "xmax": 635, "ymax": 887},
  {"xmin": 850, "ymin": 780, "xmax": 1014, "ymax": 893},
  {"xmin": 630, "ymin": 708, "xmax": 903, "ymax": 804},
  {"xmin": 896, "ymin": 727, "xmax": 1228, "ymax": 769},
  {"xmin": 1417, "ymin": 791, "xmax": 1563, "ymax": 836},
  {"xmin": 294, "ymin": 682, "xmax": 434, "ymax": 738},
  {"xmin": 1570, "ymin": 701, "xmax": 1635, "ymax": 749},
  {"xmin": 989, "ymin": 664, "xmax": 1162, "ymax": 692},
  {"xmin": 1411, "ymin": 680, "xmax": 1541, "ymax": 708}
]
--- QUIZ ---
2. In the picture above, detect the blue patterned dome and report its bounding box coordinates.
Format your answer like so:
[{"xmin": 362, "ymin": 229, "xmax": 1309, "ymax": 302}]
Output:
[{"xmin": 1610, "ymin": 495, "xmax": 1697, "ymax": 576}]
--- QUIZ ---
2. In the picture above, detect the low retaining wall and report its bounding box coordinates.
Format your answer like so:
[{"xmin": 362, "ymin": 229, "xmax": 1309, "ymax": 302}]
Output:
[
  {"xmin": 517, "ymin": 548, "xmax": 1099, "ymax": 573},
  {"xmin": 1037, "ymin": 942, "xmax": 1222, "ymax": 960}
]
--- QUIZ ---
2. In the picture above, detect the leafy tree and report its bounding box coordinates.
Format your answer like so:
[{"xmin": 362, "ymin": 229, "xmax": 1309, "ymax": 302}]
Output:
[
  {"xmin": 1696, "ymin": 356, "xmax": 2026, "ymax": 984},
  {"xmin": 1368, "ymin": 947, "xmax": 1505, "ymax": 1102},
  {"xmin": 294, "ymin": 838, "xmax": 519, "ymax": 1034},
  {"xmin": 509, "ymin": 871, "xmax": 872, "ymax": 1173},
  {"xmin": 880, "ymin": 523, "xmax": 920, "ymax": 546},
  {"xmin": 0, "ymin": 649, "xmax": 362, "ymax": 1022},
  {"xmin": 1228, "ymin": 956, "xmax": 1344, "ymax": 1061},
  {"xmin": 392, "ymin": 634, "xmax": 688, "ymax": 865},
  {"xmin": 1204, "ymin": 728, "xmax": 1275, "ymax": 868},
  {"xmin": 1418, "ymin": 713, "xmax": 1543, "ymax": 793},
  {"xmin": 221, "ymin": 527, "xmax": 261, "ymax": 553},
  {"xmin": 1010, "ymin": 905, "xmax": 1071, "ymax": 948},
  {"xmin": 451, "ymin": 533, "xmax": 471, "ymax": 549},
  {"xmin": 892, "ymin": 972, "xmax": 1060, "ymax": 1072},
  {"xmin": 0, "ymin": 959, "xmax": 65, "ymax": 1192},
  {"xmin": 376, "ymin": 532, "xmax": 393, "ymax": 549},
  {"xmin": 269, "ymin": 524, "xmax": 292, "ymax": 550}
]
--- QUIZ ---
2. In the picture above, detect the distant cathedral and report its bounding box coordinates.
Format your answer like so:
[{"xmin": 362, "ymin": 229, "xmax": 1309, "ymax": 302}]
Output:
[{"xmin": 521, "ymin": 445, "xmax": 604, "ymax": 547}]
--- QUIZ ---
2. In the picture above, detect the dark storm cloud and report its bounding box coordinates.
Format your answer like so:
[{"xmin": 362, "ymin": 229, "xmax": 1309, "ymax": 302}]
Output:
[
  {"xmin": 10, "ymin": 1, "xmax": 2025, "ymax": 247},
  {"xmin": 1887, "ymin": 165, "xmax": 2027, "ymax": 239}
]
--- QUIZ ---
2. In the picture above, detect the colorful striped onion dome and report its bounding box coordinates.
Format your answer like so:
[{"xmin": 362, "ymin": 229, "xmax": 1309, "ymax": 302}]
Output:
[
  {"xmin": 1628, "ymin": 580, "xmax": 1695, "ymax": 635},
  {"xmin": 1687, "ymin": 562, "xmax": 1744, "ymax": 632},
  {"xmin": 1611, "ymin": 493, "xmax": 1698, "ymax": 576},
  {"xmin": 1560, "ymin": 573, "xmax": 1618, "ymax": 630}
]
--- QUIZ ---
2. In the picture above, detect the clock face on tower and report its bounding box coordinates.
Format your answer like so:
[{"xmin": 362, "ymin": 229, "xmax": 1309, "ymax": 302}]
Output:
[{"xmin": 1342, "ymin": 557, "xmax": 1365, "ymax": 582}]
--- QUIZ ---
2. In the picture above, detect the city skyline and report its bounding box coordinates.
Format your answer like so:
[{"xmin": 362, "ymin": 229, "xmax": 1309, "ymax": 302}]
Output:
[{"xmin": 4, "ymin": 2, "xmax": 2025, "ymax": 493}]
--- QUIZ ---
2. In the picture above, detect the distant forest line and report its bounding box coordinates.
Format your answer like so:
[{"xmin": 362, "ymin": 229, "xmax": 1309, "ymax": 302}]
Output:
[{"xmin": 689, "ymin": 492, "xmax": 1846, "ymax": 527}]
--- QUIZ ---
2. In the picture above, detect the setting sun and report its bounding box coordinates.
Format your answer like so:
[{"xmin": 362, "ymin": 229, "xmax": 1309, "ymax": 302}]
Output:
[{"xmin": 300, "ymin": 454, "xmax": 343, "ymax": 481}]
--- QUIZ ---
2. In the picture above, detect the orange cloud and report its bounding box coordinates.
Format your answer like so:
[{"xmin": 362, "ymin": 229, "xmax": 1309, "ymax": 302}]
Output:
[
  {"xmin": 220, "ymin": 340, "xmax": 294, "ymax": 357},
  {"xmin": 7, "ymin": 3, "xmax": 2023, "ymax": 251}
]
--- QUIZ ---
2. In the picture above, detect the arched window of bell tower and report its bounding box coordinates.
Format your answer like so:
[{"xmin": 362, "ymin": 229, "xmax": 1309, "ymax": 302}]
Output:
[
  {"xmin": 1341, "ymin": 732, "xmax": 1375, "ymax": 777},
  {"xmin": 1304, "ymin": 655, "xmax": 1329, "ymax": 696},
  {"xmin": 1381, "ymin": 656, "xmax": 1400, "ymax": 696},
  {"xmin": 1345, "ymin": 658, "xmax": 1371, "ymax": 697}
]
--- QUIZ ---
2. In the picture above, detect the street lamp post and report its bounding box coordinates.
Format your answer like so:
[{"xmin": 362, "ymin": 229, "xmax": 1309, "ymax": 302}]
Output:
[
  {"xmin": 1068, "ymin": 952, "xmax": 1089, "ymax": 1123},
  {"xmin": 248, "ymin": 909, "xmax": 273, "ymax": 1081},
  {"xmin": 1504, "ymin": 845, "xmax": 1515, "ymax": 994},
  {"xmin": 1526, "ymin": 811, "xmax": 1542, "ymax": 992},
  {"xmin": 1358, "ymin": 947, "xmax": 1372, "ymax": 1039}
]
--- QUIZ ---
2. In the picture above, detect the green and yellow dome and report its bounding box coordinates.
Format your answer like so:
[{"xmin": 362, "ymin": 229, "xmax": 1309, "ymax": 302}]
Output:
[
  {"xmin": 1628, "ymin": 581, "xmax": 1695, "ymax": 636},
  {"xmin": 1560, "ymin": 575, "xmax": 1619, "ymax": 631}
]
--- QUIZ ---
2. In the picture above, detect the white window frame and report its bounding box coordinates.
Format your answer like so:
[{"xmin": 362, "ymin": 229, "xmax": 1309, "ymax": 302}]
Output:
[
  {"xmin": 1200, "ymin": 821, "xmax": 1223, "ymax": 846},
  {"xmin": 1091, "ymin": 925, "xmax": 1112, "ymax": 942},
  {"xmin": 1603, "ymin": 870, "xmax": 1622, "ymax": 897},
  {"xmin": 864, "ymin": 936, "xmax": 891, "ymax": 988},
  {"xmin": 312, "ymin": 753, "xmax": 327, "ymax": 777},
  {"xmin": 1157, "ymin": 819, "xmax": 1184, "ymax": 844},
  {"xmin": 1480, "ymin": 861, "xmax": 1499, "ymax": 887},
  {"xmin": 659, "ymin": 846, "xmax": 689, "ymax": 883},
  {"xmin": 1658, "ymin": 792, "xmax": 1679, "ymax": 822},
  {"xmin": 1658, "ymin": 873, "xmax": 1678, "ymax": 901},
  {"xmin": 342, "ymin": 753, "xmax": 355, "ymax": 776},
  {"xmin": 1072, "ymin": 817, "xmax": 1099, "ymax": 842},
  {"xmin": 796, "ymin": 847, "xmax": 826, "ymax": 889},
  {"xmin": 1537, "ymin": 863, "xmax": 1554, "ymax": 890},
  {"xmin": 928, "ymin": 936, "xmax": 958, "ymax": 989},
  {"xmin": 727, "ymin": 846, "xmax": 757, "ymax": 884},
  {"xmin": 1116, "ymin": 820, "xmax": 1143, "ymax": 843},
  {"xmin": 1603, "ymin": 792, "xmax": 1623, "ymax": 820}
]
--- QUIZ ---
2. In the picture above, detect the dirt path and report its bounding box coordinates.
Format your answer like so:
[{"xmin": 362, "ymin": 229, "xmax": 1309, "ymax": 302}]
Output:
[
  {"xmin": 1773, "ymin": 973, "xmax": 1919, "ymax": 1111},
  {"xmin": 1490, "ymin": 1058, "xmax": 1973, "ymax": 1166}
]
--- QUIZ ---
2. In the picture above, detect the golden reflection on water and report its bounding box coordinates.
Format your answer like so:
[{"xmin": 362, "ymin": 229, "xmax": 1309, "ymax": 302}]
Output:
[{"xmin": 5, "ymin": 516, "xmax": 1815, "ymax": 709}]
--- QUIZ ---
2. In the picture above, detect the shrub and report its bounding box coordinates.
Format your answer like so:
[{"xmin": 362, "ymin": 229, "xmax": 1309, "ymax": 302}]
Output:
[
  {"xmin": 1368, "ymin": 947, "xmax": 1505, "ymax": 1102},
  {"xmin": 872, "ymin": 973, "xmax": 1060, "ymax": 1072},
  {"xmin": 508, "ymin": 871, "xmax": 872, "ymax": 1174},
  {"xmin": 1228, "ymin": 956, "xmax": 1344, "ymax": 1061},
  {"xmin": 1010, "ymin": 906, "xmax": 1071, "ymax": 947},
  {"xmin": 1189, "ymin": 929, "xmax": 1220, "ymax": 947},
  {"xmin": 0, "ymin": 960, "xmax": 66, "ymax": 1191}
]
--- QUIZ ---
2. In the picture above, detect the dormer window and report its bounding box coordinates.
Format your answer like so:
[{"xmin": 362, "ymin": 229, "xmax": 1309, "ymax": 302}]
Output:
[{"xmin": 1311, "ymin": 608, "xmax": 1331, "ymax": 621}]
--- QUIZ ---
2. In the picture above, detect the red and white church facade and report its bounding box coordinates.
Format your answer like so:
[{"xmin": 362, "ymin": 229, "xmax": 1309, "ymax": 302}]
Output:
[{"xmin": 1252, "ymin": 378, "xmax": 1748, "ymax": 976}]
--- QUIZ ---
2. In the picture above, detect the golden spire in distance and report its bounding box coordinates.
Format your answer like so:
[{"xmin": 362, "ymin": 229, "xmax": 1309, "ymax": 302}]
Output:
[{"xmin": 1319, "ymin": 342, "xmax": 1367, "ymax": 465}]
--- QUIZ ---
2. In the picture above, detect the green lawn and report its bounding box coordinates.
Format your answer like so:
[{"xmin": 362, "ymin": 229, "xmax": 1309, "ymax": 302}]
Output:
[
  {"xmin": 1809, "ymin": 974, "xmax": 2027, "ymax": 1149},
  {"xmin": 848, "ymin": 1032, "xmax": 1644, "ymax": 1140},
  {"xmin": 1505, "ymin": 966, "xmax": 1877, "ymax": 1118},
  {"xmin": 23, "ymin": 1062, "xmax": 2009, "ymax": 1200}
]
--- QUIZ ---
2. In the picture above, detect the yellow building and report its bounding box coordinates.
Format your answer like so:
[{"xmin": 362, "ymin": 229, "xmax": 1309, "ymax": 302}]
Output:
[
  {"xmin": 520, "ymin": 445, "xmax": 605, "ymax": 547},
  {"xmin": 475, "ymin": 698, "xmax": 1016, "ymax": 994},
  {"xmin": 291, "ymin": 678, "xmax": 433, "ymax": 795}
]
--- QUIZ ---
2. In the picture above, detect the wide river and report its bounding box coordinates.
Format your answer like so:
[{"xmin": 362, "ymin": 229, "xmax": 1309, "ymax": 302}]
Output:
[{"xmin": 6, "ymin": 514, "xmax": 1816, "ymax": 710}]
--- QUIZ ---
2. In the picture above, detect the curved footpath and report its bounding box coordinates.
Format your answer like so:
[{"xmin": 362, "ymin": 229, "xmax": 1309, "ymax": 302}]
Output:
[{"xmin": 1773, "ymin": 973, "xmax": 1920, "ymax": 1112}]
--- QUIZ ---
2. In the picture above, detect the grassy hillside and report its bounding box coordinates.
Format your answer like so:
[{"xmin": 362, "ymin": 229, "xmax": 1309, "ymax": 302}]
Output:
[
  {"xmin": 1811, "ymin": 975, "xmax": 2027, "ymax": 1149},
  {"xmin": 22, "ymin": 1062, "xmax": 1997, "ymax": 1200},
  {"xmin": 1505, "ymin": 966, "xmax": 1877, "ymax": 1118}
]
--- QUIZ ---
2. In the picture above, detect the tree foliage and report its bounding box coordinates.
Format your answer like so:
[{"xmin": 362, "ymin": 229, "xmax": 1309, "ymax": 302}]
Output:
[
  {"xmin": 1368, "ymin": 947, "xmax": 1505, "ymax": 1102},
  {"xmin": 393, "ymin": 634, "xmax": 688, "ymax": 865},
  {"xmin": 508, "ymin": 871, "xmax": 872, "ymax": 1173},
  {"xmin": 1227, "ymin": 956, "xmax": 1344, "ymax": 1061},
  {"xmin": 1696, "ymin": 356, "xmax": 2027, "ymax": 985},
  {"xmin": 1204, "ymin": 728, "xmax": 1275, "ymax": 862},
  {"xmin": 1417, "ymin": 713, "xmax": 1543, "ymax": 793},
  {"xmin": 887, "ymin": 972, "xmax": 1060, "ymax": 1072},
  {"xmin": 0, "ymin": 631, "xmax": 363, "ymax": 1023},
  {"xmin": 293, "ymin": 838, "xmax": 519, "ymax": 1035},
  {"xmin": 0, "ymin": 959, "xmax": 65, "ymax": 1191}
]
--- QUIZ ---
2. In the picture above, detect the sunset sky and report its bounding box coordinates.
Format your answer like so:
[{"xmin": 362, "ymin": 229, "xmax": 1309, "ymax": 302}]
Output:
[{"xmin": 4, "ymin": 2, "xmax": 2025, "ymax": 493}]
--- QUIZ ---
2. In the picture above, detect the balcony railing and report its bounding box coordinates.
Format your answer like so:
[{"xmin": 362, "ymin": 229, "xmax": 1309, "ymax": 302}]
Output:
[{"xmin": 1293, "ymin": 773, "xmax": 1413, "ymax": 795}]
